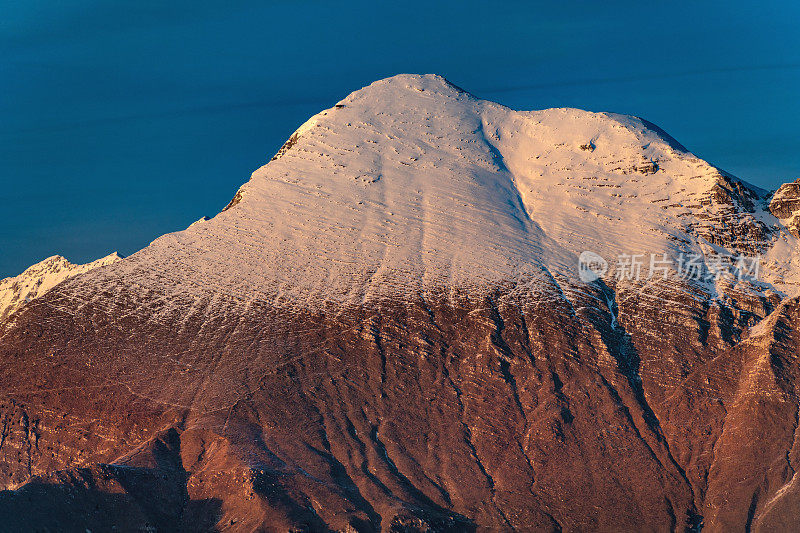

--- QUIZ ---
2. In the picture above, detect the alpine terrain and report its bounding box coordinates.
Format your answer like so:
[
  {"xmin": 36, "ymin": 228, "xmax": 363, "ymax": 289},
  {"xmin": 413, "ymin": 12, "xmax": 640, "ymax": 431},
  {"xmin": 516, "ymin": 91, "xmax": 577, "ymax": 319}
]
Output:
[{"xmin": 1, "ymin": 74, "xmax": 800, "ymax": 532}]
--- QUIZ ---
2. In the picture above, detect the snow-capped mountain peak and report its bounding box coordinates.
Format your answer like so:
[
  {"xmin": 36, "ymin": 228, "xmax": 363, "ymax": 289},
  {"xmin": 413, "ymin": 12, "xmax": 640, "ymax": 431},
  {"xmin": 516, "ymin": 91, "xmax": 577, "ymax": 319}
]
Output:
[
  {"xmin": 41, "ymin": 75, "xmax": 800, "ymax": 312},
  {"xmin": 0, "ymin": 252, "xmax": 121, "ymax": 321},
  {"xmin": 4, "ymin": 75, "xmax": 800, "ymax": 532}
]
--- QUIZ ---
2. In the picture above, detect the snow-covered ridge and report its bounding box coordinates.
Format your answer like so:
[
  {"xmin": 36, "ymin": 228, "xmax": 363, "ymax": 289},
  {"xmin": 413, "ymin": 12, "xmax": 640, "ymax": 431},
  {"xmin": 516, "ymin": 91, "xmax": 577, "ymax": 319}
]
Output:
[
  {"xmin": 50, "ymin": 74, "xmax": 800, "ymax": 310},
  {"xmin": 0, "ymin": 253, "xmax": 121, "ymax": 321}
]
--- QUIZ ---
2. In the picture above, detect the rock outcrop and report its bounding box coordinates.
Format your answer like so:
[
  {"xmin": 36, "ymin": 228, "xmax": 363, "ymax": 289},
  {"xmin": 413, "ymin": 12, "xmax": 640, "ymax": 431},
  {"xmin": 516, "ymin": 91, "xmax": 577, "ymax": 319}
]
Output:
[{"xmin": 770, "ymin": 178, "xmax": 800, "ymax": 237}]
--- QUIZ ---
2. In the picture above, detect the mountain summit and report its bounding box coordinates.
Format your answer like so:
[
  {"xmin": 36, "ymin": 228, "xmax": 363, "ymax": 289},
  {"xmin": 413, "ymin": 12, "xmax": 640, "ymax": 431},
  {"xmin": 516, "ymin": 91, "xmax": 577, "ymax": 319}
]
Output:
[{"xmin": 1, "ymin": 75, "xmax": 800, "ymax": 531}]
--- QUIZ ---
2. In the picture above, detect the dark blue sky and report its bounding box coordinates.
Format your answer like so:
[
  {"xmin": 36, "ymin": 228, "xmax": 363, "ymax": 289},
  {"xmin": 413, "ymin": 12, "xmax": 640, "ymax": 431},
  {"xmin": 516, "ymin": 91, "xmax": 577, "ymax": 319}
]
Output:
[{"xmin": 2, "ymin": 1, "xmax": 799, "ymax": 277}]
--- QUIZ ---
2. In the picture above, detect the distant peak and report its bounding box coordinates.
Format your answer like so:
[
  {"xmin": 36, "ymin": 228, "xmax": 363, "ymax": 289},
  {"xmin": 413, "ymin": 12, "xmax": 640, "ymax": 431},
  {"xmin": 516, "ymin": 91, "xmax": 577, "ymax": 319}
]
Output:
[{"xmin": 1, "ymin": 251, "xmax": 122, "ymax": 321}]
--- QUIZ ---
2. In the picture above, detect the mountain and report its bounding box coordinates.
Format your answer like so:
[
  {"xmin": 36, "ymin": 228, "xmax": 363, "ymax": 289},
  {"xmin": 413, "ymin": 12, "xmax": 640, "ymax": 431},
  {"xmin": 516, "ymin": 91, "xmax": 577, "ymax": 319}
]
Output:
[
  {"xmin": 0, "ymin": 253, "xmax": 121, "ymax": 322},
  {"xmin": 0, "ymin": 74, "xmax": 799, "ymax": 531}
]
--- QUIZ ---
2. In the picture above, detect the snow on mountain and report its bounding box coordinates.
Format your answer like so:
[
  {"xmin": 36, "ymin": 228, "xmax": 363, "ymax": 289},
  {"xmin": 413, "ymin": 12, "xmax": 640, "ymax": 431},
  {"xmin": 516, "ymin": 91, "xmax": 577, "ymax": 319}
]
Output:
[
  {"xmin": 51, "ymin": 75, "xmax": 800, "ymax": 312},
  {"xmin": 0, "ymin": 252, "xmax": 121, "ymax": 321},
  {"xmin": 4, "ymin": 75, "xmax": 800, "ymax": 531}
]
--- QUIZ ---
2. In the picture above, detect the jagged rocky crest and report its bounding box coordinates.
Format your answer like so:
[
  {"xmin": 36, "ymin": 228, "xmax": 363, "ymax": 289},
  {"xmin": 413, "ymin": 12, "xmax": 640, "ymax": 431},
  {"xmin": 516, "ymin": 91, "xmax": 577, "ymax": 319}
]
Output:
[{"xmin": 1, "ymin": 75, "xmax": 800, "ymax": 531}]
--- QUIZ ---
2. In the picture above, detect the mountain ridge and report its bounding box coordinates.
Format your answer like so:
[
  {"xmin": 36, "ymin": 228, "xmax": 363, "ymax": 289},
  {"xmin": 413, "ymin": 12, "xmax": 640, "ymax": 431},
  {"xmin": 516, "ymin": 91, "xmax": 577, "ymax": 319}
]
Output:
[{"xmin": 1, "ymin": 74, "xmax": 800, "ymax": 531}]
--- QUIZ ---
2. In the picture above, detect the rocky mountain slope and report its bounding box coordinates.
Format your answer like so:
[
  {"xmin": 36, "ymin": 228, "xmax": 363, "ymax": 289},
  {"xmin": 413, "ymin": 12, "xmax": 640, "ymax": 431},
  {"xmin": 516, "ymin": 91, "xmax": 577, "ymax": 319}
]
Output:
[{"xmin": 0, "ymin": 74, "xmax": 799, "ymax": 531}]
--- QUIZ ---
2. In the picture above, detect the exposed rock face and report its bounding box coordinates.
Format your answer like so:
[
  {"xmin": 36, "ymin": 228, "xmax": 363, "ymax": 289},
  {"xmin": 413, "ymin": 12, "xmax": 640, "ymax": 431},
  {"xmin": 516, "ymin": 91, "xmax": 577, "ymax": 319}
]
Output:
[
  {"xmin": 690, "ymin": 174, "xmax": 773, "ymax": 255},
  {"xmin": 770, "ymin": 179, "xmax": 800, "ymax": 237},
  {"xmin": 769, "ymin": 179, "xmax": 800, "ymax": 218},
  {"xmin": 0, "ymin": 75, "xmax": 799, "ymax": 531}
]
